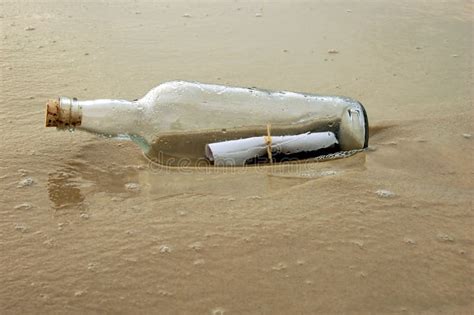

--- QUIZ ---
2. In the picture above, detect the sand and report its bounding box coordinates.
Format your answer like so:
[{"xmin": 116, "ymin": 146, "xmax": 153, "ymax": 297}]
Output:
[{"xmin": 0, "ymin": 0, "xmax": 473, "ymax": 314}]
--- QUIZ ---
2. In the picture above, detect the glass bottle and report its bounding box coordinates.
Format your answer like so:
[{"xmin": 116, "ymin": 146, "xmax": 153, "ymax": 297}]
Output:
[{"xmin": 45, "ymin": 81, "xmax": 368, "ymax": 166}]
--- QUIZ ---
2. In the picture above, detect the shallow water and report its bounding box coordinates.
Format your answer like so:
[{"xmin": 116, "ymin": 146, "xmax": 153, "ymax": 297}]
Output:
[{"xmin": 1, "ymin": 0, "xmax": 473, "ymax": 314}]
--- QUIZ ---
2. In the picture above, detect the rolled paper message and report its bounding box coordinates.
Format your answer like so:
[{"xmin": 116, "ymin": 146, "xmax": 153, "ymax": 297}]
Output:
[{"xmin": 205, "ymin": 131, "xmax": 338, "ymax": 166}]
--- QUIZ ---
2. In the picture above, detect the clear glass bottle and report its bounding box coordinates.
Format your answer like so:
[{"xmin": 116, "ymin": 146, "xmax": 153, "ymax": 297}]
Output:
[{"xmin": 45, "ymin": 81, "xmax": 368, "ymax": 166}]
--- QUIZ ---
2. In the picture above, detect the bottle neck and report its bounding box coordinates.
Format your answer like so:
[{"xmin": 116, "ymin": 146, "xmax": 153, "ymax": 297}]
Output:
[{"xmin": 46, "ymin": 97, "xmax": 143, "ymax": 137}]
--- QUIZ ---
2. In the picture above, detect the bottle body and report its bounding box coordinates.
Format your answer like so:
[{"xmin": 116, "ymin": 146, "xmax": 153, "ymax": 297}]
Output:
[{"xmin": 46, "ymin": 81, "xmax": 368, "ymax": 166}]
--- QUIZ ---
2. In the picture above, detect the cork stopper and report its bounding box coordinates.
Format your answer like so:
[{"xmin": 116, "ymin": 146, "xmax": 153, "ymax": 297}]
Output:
[
  {"xmin": 45, "ymin": 97, "xmax": 82, "ymax": 129},
  {"xmin": 45, "ymin": 99, "xmax": 60, "ymax": 127}
]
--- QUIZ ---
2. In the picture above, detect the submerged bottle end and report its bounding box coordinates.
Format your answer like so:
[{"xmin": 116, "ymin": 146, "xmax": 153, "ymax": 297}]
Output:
[
  {"xmin": 338, "ymin": 102, "xmax": 369, "ymax": 151},
  {"xmin": 45, "ymin": 97, "xmax": 82, "ymax": 129},
  {"xmin": 360, "ymin": 102, "xmax": 369, "ymax": 148}
]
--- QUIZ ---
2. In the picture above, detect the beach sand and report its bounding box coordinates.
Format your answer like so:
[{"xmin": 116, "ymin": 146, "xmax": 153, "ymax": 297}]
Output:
[{"xmin": 0, "ymin": 0, "xmax": 473, "ymax": 314}]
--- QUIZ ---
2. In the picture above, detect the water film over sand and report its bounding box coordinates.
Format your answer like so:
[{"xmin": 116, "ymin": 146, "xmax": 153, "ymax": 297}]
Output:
[{"xmin": 0, "ymin": 0, "xmax": 473, "ymax": 314}]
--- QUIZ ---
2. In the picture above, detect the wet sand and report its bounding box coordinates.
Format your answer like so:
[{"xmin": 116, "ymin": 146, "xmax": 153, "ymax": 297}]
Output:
[{"xmin": 0, "ymin": 0, "xmax": 473, "ymax": 314}]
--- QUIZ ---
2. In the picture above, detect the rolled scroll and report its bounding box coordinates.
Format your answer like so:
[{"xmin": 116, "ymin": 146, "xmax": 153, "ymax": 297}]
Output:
[{"xmin": 205, "ymin": 131, "xmax": 338, "ymax": 166}]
